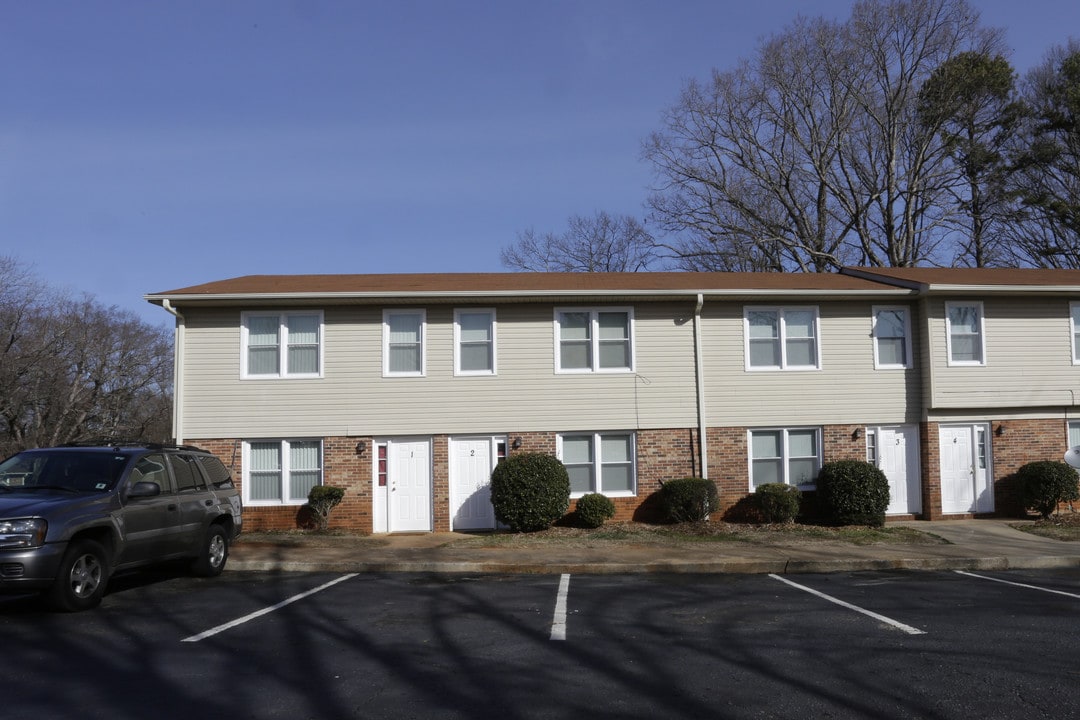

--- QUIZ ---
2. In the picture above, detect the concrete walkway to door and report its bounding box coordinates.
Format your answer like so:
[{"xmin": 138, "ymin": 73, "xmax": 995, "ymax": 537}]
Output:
[{"xmin": 229, "ymin": 519, "xmax": 1080, "ymax": 576}]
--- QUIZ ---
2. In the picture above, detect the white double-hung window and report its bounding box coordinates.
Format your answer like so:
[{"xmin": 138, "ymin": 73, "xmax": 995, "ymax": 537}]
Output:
[
  {"xmin": 241, "ymin": 311, "xmax": 323, "ymax": 378},
  {"xmin": 749, "ymin": 428, "xmax": 821, "ymax": 489},
  {"xmin": 745, "ymin": 307, "xmax": 820, "ymax": 370},
  {"xmin": 945, "ymin": 302, "xmax": 985, "ymax": 366},
  {"xmin": 872, "ymin": 306, "xmax": 913, "ymax": 369},
  {"xmin": 454, "ymin": 309, "xmax": 496, "ymax": 375},
  {"xmin": 244, "ymin": 439, "xmax": 322, "ymax": 506},
  {"xmin": 383, "ymin": 309, "xmax": 426, "ymax": 376},
  {"xmin": 555, "ymin": 308, "xmax": 634, "ymax": 373},
  {"xmin": 558, "ymin": 432, "xmax": 636, "ymax": 497}
]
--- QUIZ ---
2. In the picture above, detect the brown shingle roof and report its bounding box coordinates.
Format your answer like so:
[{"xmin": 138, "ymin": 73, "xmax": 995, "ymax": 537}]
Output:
[
  {"xmin": 146, "ymin": 271, "xmax": 898, "ymax": 300},
  {"xmin": 844, "ymin": 266, "xmax": 1080, "ymax": 288}
]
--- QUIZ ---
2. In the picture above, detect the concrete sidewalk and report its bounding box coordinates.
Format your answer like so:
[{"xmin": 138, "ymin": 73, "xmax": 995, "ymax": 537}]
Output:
[{"xmin": 226, "ymin": 519, "xmax": 1080, "ymax": 575}]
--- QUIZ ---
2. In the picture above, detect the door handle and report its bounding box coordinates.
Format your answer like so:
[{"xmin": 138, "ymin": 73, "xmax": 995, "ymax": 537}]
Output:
[{"xmin": 167, "ymin": 504, "xmax": 178, "ymax": 512}]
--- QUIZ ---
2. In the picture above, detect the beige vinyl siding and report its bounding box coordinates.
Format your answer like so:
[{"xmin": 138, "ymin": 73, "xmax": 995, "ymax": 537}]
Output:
[
  {"xmin": 926, "ymin": 297, "xmax": 1079, "ymax": 409},
  {"xmin": 702, "ymin": 300, "xmax": 920, "ymax": 425},
  {"xmin": 179, "ymin": 302, "xmax": 699, "ymax": 438}
]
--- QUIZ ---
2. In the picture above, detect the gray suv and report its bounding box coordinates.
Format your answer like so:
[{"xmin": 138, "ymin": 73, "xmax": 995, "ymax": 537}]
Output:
[{"xmin": 0, "ymin": 443, "xmax": 242, "ymax": 611}]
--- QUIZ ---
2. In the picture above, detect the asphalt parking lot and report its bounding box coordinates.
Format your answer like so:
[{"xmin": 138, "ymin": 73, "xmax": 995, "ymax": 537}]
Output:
[{"xmin": 3, "ymin": 568, "xmax": 1079, "ymax": 719}]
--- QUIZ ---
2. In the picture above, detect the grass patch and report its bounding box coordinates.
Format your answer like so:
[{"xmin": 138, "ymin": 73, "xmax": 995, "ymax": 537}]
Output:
[
  {"xmin": 1013, "ymin": 513, "xmax": 1080, "ymax": 541},
  {"xmin": 448, "ymin": 521, "xmax": 942, "ymax": 548},
  {"xmin": 237, "ymin": 530, "xmax": 389, "ymax": 548}
]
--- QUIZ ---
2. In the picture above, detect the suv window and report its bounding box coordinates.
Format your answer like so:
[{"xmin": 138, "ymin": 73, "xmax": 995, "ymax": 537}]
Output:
[
  {"xmin": 196, "ymin": 455, "xmax": 234, "ymax": 489},
  {"xmin": 169, "ymin": 454, "xmax": 207, "ymax": 493},
  {"xmin": 129, "ymin": 454, "xmax": 171, "ymax": 493},
  {"xmin": 0, "ymin": 451, "xmax": 128, "ymax": 492}
]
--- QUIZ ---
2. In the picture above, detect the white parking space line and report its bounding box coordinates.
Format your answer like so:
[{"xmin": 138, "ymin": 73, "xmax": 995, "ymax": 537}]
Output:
[
  {"xmin": 769, "ymin": 574, "xmax": 926, "ymax": 636},
  {"xmin": 182, "ymin": 574, "xmax": 359, "ymax": 643},
  {"xmin": 954, "ymin": 570, "xmax": 1080, "ymax": 599},
  {"xmin": 550, "ymin": 573, "xmax": 570, "ymax": 641}
]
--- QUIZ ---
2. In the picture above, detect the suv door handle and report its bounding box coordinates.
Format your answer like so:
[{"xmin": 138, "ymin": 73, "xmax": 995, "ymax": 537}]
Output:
[{"xmin": 167, "ymin": 504, "xmax": 178, "ymax": 512}]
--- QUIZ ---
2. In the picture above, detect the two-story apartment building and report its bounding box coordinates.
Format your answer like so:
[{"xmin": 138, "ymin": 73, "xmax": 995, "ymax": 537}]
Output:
[{"xmin": 144, "ymin": 268, "xmax": 1080, "ymax": 532}]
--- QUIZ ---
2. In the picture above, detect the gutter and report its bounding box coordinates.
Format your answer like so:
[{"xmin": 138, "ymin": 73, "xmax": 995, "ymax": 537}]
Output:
[
  {"xmin": 694, "ymin": 294, "xmax": 708, "ymax": 480},
  {"xmin": 162, "ymin": 299, "xmax": 185, "ymax": 445}
]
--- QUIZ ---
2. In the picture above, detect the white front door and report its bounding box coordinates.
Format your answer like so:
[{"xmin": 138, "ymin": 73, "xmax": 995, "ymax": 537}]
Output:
[
  {"xmin": 388, "ymin": 439, "xmax": 432, "ymax": 532},
  {"xmin": 449, "ymin": 437, "xmax": 503, "ymax": 530},
  {"xmin": 877, "ymin": 426, "xmax": 921, "ymax": 515},
  {"xmin": 939, "ymin": 425, "xmax": 993, "ymax": 514}
]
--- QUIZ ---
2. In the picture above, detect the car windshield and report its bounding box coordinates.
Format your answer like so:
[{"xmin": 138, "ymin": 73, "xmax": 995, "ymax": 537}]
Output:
[{"xmin": 0, "ymin": 451, "xmax": 130, "ymax": 492}]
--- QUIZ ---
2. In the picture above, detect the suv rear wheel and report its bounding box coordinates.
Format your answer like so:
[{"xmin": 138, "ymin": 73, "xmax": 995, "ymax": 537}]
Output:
[
  {"xmin": 48, "ymin": 539, "xmax": 109, "ymax": 612},
  {"xmin": 190, "ymin": 524, "xmax": 229, "ymax": 577}
]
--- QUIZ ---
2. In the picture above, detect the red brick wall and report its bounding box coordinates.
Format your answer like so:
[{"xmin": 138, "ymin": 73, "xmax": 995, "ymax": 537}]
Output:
[{"xmin": 191, "ymin": 419, "xmax": 1072, "ymax": 532}]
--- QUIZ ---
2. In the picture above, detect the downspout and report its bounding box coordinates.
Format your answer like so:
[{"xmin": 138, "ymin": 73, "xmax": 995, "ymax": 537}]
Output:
[
  {"xmin": 693, "ymin": 294, "xmax": 708, "ymax": 479},
  {"xmin": 162, "ymin": 299, "xmax": 185, "ymax": 445}
]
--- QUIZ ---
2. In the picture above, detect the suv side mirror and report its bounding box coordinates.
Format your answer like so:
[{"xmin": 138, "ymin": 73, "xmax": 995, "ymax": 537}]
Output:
[{"xmin": 128, "ymin": 481, "xmax": 162, "ymax": 499}]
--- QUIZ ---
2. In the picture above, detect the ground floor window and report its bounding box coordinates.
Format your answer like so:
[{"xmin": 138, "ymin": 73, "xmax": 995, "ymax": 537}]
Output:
[
  {"xmin": 1069, "ymin": 421, "xmax": 1080, "ymax": 449},
  {"xmin": 558, "ymin": 432, "xmax": 635, "ymax": 497},
  {"xmin": 244, "ymin": 439, "xmax": 322, "ymax": 505},
  {"xmin": 749, "ymin": 428, "xmax": 821, "ymax": 489}
]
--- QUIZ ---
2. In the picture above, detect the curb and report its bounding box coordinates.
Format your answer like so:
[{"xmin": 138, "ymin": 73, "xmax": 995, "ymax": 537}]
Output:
[{"xmin": 226, "ymin": 554, "xmax": 1080, "ymax": 575}]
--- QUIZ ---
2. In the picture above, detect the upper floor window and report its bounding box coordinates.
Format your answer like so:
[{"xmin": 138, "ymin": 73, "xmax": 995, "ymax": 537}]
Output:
[
  {"xmin": 383, "ymin": 309, "xmax": 426, "ymax": 377},
  {"xmin": 872, "ymin": 306, "xmax": 912, "ymax": 369},
  {"xmin": 244, "ymin": 439, "xmax": 322, "ymax": 506},
  {"xmin": 745, "ymin": 307, "xmax": 820, "ymax": 370},
  {"xmin": 1071, "ymin": 303, "xmax": 1080, "ymax": 364},
  {"xmin": 554, "ymin": 308, "xmax": 634, "ymax": 373},
  {"xmin": 749, "ymin": 428, "xmax": 821, "ymax": 489},
  {"xmin": 241, "ymin": 311, "xmax": 323, "ymax": 379},
  {"xmin": 454, "ymin": 309, "xmax": 496, "ymax": 375},
  {"xmin": 945, "ymin": 302, "xmax": 985, "ymax": 366},
  {"xmin": 558, "ymin": 432, "xmax": 636, "ymax": 497}
]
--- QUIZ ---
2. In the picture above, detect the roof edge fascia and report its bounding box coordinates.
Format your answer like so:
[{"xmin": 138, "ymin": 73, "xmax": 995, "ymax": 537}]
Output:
[{"xmin": 145, "ymin": 287, "xmax": 916, "ymax": 304}]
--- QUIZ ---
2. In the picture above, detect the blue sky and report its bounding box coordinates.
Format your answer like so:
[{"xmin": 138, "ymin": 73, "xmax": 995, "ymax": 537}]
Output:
[{"xmin": 1, "ymin": 1, "xmax": 1077, "ymax": 328}]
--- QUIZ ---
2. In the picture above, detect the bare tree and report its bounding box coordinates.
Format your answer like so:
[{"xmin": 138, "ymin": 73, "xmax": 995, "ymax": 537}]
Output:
[
  {"xmin": 501, "ymin": 212, "xmax": 659, "ymax": 272},
  {"xmin": 645, "ymin": 0, "xmax": 1003, "ymax": 271},
  {"xmin": 0, "ymin": 256, "xmax": 173, "ymax": 456}
]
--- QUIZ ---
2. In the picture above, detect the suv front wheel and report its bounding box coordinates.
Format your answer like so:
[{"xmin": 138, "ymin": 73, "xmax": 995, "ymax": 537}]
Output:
[
  {"xmin": 48, "ymin": 539, "xmax": 109, "ymax": 612},
  {"xmin": 190, "ymin": 525, "xmax": 229, "ymax": 577}
]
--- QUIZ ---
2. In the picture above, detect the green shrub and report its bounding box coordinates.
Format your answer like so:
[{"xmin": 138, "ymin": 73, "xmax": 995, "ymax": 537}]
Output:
[
  {"xmin": 660, "ymin": 477, "xmax": 719, "ymax": 523},
  {"xmin": 576, "ymin": 493, "xmax": 616, "ymax": 528},
  {"xmin": 306, "ymin": 485, "xmax": 346, "ymax": 531},
  {"xmin": 816, "ymin": 460, "xmax": 889, "ymax": 527},
  {"xmin": 490, "ymin": 453, "xmax": 570, "ymax": 532},
  {"xmin": 1017, "ymin": 460, "xmax": 1080, "ymax": 519},
  {"xmin": 754, "ymin": 483, "xmax": 801, "ymax": 524}
]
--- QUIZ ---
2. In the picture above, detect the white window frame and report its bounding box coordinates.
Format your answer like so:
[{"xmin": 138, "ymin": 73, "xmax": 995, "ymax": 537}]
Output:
[
  {"xmin": 872, "ymin": 305, "xmax": 913, "ymax": 370},
  {"xmin": 240, "ymin": 311, "xmax": 324, "ymax": 379},
  {"xmin": 1068, "ymin": 420, "xmax": 1080, "ymax": 449},
  {"xmin": 743, "ymin": 306, "xmax": 821, "ymax": 371},
  {"xmin": 1070, "ymin": 303, "xmax": 1080, "ymax": 365},
  {"xmin": 242, "ymin": 439, "xmax": 323, "ymax": 507},
  {"xmin": 945, "ymin": 301, "xmax": 986, "ymax": 367},
  {"xmin": 557, "ymin": 431, "xmax": 637, "ymax": 498},
  {"xmin": 453, "ymin": 308, "xmax": 497, "ymax": 376},
  {"xmin": 747, "ymin": 427, "xmax": 822, "ymax": 490},
  {"xmin": 553, "ymin": 307, "xmax": 635, "ymax": 374},
  {"xmin": 383, "ymin": 309, "xmax": 427, "ymax": 377}
]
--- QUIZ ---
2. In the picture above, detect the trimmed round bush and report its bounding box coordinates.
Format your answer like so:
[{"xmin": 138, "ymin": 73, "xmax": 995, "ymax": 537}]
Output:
[
  {"xmin": 660, "ymin": 477, "xmax": 719, "ymax": 523},
  {"xmin": 306, "ymin": 485, "xmax": 346, "ymax": 531},
  {"xmin": 754, "ymin": 483, "xmax": 801, "ymax": 524},
  {"xmin": 576, "ymin": 493, "xmax": 616, "ymax": 528},
  {"xmin": 490, "ymin": 453, "xmax": 570, "ymax": 532},
  {"xmin": 1017, "ymin": 460, "xmax": 1080, "ymax": 519},
  {"xmin": 816, "ymin": 460, "xmax": 890, "ymax": 527}
]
